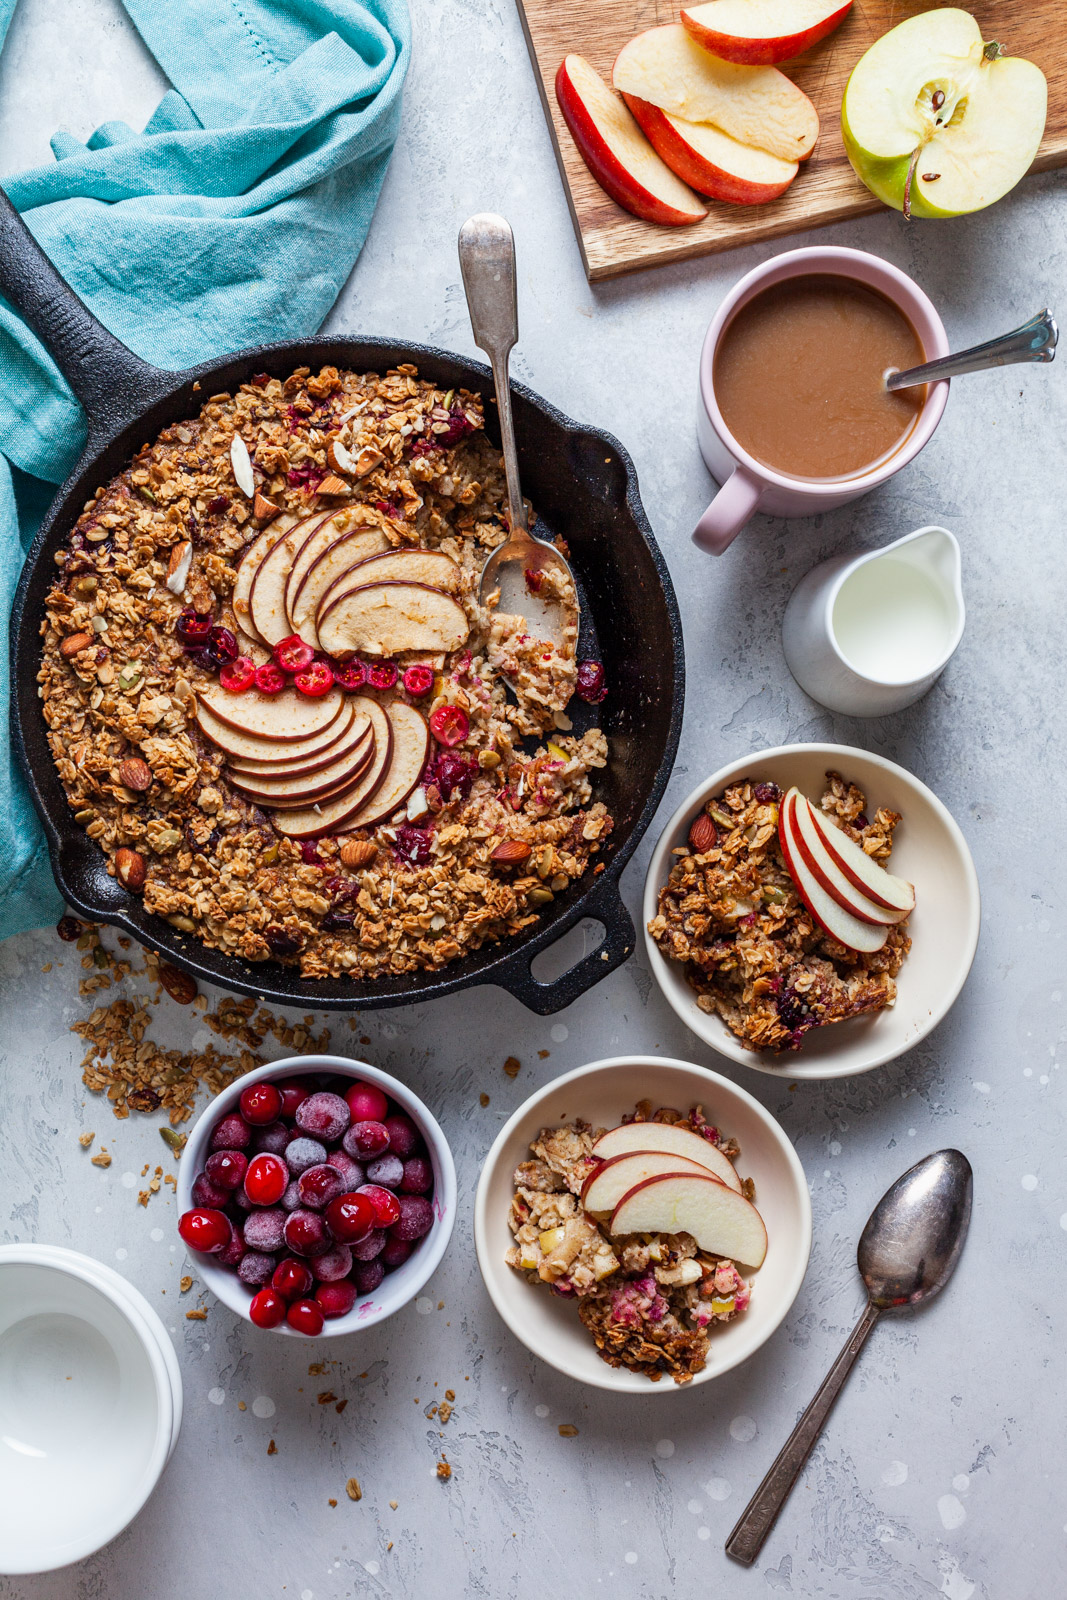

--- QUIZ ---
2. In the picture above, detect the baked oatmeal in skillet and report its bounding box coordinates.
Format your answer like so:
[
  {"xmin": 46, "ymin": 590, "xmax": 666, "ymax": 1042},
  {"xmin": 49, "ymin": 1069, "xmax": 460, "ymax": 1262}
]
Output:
[{"xmin": 39, "ymin": 364, "xmax": 612, "ymax": 980}]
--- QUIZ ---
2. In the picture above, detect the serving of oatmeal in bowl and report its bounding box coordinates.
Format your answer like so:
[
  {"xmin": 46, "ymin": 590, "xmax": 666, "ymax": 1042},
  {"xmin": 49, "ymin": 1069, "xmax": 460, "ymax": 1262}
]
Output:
[
  {"xmin": 474, "ymin": 1057, "xmax": 810, "ymax": 1393},
  {"xmin": 643, "ymin": 745, "xmax": 981, "ymax": 1080}
]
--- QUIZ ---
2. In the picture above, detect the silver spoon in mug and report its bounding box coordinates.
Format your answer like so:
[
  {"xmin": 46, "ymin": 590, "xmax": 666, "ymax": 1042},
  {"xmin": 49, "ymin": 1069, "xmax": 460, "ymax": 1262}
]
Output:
[
  {"xmin": 725, "ymin": 1148, "xmax": 973, "ymax": 1567},
  {"xmin": 458, "ymin": 213, "xmax": 579, "ymax": 644},
  {"xmin": 886, "ymin": 307, "xmax": 1056, "ymax": 390}
]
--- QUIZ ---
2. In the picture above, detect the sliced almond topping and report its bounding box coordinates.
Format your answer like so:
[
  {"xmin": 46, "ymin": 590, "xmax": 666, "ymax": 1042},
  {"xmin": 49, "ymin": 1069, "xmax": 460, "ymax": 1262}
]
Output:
[
  {"xmin": 317, "ymin": 474, "xmax": 351, "ymax": 497},
  {"xmin": 327, "ymin": 439, "xmax": 356, "ymax": 475},
  {"xmin": 230, "ymin": 433, "xmax": 255, "ymax": 497},
  {"xmin": 165, "ymin": 540, "xmax": 193, "ymax": 595}
]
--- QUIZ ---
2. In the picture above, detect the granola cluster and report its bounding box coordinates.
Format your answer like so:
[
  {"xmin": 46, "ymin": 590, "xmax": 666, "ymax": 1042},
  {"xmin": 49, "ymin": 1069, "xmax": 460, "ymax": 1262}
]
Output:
[
  {"xmin": 506, "ymin": 1102, "xmax": 753, "ymax": 1385},
  {"xmin": 648, "ymin": 772, "xmax": 911, "ymax": 1053},
  {"xmin": 39, "ymin": 364, "xmax": 612, "ymax": 980}
]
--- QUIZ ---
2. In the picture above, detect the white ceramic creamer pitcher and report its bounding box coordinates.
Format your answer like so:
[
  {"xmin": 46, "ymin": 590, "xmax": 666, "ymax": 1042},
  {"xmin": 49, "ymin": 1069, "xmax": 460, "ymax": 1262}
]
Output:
[{"xmin": 781, "ymin": 526, "xmax": 965, "ymax": 716}]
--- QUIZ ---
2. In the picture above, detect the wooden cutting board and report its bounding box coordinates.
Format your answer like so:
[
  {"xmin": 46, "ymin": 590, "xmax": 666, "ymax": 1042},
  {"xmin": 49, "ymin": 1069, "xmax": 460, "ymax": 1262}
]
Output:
[{"xmin": 515, "ymin": 0, "xmax": 1065, "ymax": 280}]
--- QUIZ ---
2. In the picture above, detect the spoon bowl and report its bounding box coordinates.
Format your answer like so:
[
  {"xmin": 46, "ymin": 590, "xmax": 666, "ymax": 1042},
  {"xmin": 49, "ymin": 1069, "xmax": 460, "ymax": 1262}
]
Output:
[{"xmin": 859, "ymin": 1147, "xmax": 973, "ymax": 1309}]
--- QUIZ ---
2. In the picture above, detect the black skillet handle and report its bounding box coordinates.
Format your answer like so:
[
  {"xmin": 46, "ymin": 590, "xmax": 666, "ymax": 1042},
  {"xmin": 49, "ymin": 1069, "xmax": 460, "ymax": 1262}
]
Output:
[
  {"xmin": 0, "ymin": 184, "xmax": 173, "ymax": 446},
  {"xmin": 491, "ymin": 873, "xmax": 636, "ymax": 1016}
]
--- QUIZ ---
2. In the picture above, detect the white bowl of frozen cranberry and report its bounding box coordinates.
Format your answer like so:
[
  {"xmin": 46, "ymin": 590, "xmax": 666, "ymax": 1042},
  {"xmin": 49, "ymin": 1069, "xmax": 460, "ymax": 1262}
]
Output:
[{"xmin": 177, "ymin": 1056, "xmax": 456, "ymax": 1336}]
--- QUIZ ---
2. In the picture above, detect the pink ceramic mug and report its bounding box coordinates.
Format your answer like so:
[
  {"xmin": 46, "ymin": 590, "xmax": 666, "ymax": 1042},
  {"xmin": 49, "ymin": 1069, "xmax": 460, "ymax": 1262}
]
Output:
[{"xmin": 693, "ymin": 246, "xmax": 951, "ymax": 555}]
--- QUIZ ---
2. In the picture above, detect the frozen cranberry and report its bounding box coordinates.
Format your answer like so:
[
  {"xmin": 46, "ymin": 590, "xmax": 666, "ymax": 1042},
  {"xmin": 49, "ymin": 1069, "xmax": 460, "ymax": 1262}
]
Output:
[
  {"xmin": 313, "ymin": 1244, "xmax": 353, "ymax": 1282},
  {"xmin": 254, "ymin": 661, "xmax": 287, "ymax": 695},
  {"xmin": 192, "ymin": 1172, "xmax": 231, "ymax": 1210},
  {"xmin": 283, "ymin": 1135, "xmax": 327, "ymax": 1175},
  {"xmin": 281, "ymin": 1178, "xmax": 303, "ymax": 1212},
  {"xmin": 175, "ymin": 608, "xmax": 213, "ymax": 646},
  {"xmin": 344, "ymin": 1081, "xmax": 389, "ymax": 1122},
  {"xmin": 205, "ymin": 1149, "xmax": 248, "ymax": 1191},
  {"xmin": 287, "ymin": 1297, "xmax": 325, "ymax": 1336},
  {"xmin": 380, "ymin": 1234, "xmax": 413, "ymax": 1269},
  {"xmin": 390, "ymin": 1194, "xmax": 434, "ymax": 1242},
  {"xmin": 210, "ymin": 1113, "xmax": 251, "ymax": 1152},
  {"xmin": 216, "ymin": 1221, "xmax": 246, "ymax": 1267},
  {"xmin": 251, "ymin": 1120, "xmax": 289, "ymax": 1155},
  {"xmin": 238, "ymin": 1251, "xmax": 276, "ymax": 1287},
  {"xmin": 333, "ymin": 659, "xmax": 367, "ymax": 691},
  {"xmin": 357, "ymin": 1184, "xmax": 401, "ymax": 1229},
  {"xmin": 352, "ymin": 1260, "xmax": 385, "ymax": 1295},
  {"xmin": 429, "ymin": 704, "xmax": 469, "ymax": 746},
  {"xmin": 382, "ymin": 1113, "xmax": 419, "ymax": 1158},
  {"xmin": 324, "ymin": 1191, "xmax": 376, "ymax": 1244},
  {"xmin": 575, "ymin": 659, "xmax": 607, "ymax": 703},
  {"xmin": 326, "ymin": 1149, "xmax": 365, "ymax": 1187},
  {"xmin": 316, "ymin": 1281, "xmax": 358, "ymax": 1318},
  {"xmin": 249, "ymin": 1287, "xmax": 286, "ymax": 1329},
  {"xmin": 366, "ymin": 1153, "xmax": 404, "ymax": 1189},
  {"xmin": 240, "ymin": 1082, "xmax": 282, "ymax": 1126},
  {"xmin": 294, "ymin": 1091, "xmax": 350, "ymax": 1143},
  {"xmin": 206, "ymin": 625, "xmax": 238, "ymax": 665},
  {"xmin": 403, "ymin": 664, "xmax": 434, "ymax": 697},
  {"xmin": 295, "ymin": 659, "xmax": 334, "ymax": 697},
  {"xmin": 393, "ymin": 823, "xmax": 434, "ymax": 865},
  {"xmin": 366, "ymin": 660, "xmax": 397, "ymax": 691},
  {"xmin": 278, "ymin": 1080, "xmax": 310, "ymax": 1118},
  {"xmin": 243, "ymin": 1153, "xmax": 288, "ymax": 1207},
  {"xmin": 343, "ymin": 1120, "xmax": 390, "ymax": 1159},
  {"xmin": 400, "ymin": 1157, "xmax": 433, "ymax": 1195},
  {"xmin": 178, "ymin": 1208, "xmax": 231, "ymax": 1254},
  {"xmin": 273, "ymin": 634, "xmax": 314, "ymax": 673},
  {"xmin": 298, "ymin": 1163, "xmax": 346, "ymax": 1210},
  {"xmin": 219, "ymin": 655, "xmax": 255, "ymax": 692},
  {"xmin": 241, "ymin": 1208, "xmax": 287, "ymax": 1253},
  {"xmin": 272, "ymin": 1258, "xmax": 314, "ymax": 1300},
  {"xmin": 232, "ymin": 1188, "xmax": 255, "ymax": 1212},
  {"xmin": 284, "ymin": 1209, "xmax": 330, "ymax": 1257},
  {"xmin": 432, "ymin": 750, "xmax": 473, "ymax": 800},
  {"xmin": 351, "ymin": 1228, "xmax": 386, "ymax": 1261}
]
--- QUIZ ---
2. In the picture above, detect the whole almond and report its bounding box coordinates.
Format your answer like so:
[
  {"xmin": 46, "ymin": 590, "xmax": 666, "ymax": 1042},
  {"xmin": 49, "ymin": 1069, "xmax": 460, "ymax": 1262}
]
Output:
[
  {"xmin": 118, "ymin": 757, "xmax": 153, "ymax": 792},
  {"xmin": 60, "ymin": 631, "xmax": 94, "ymax": 659},
  {"xmin": 158, "ymin": 963, "xmax": 198, "ymax": 1004},
  {"xmin": 491, "ymin": 839, "xmax": 532, "ymax": 866},
  {"xmin": 688, "ymin": 812, "xmax": 718, "ymax": 854},
  {"xmin": 114, "ymin": 847, "xmax": 147, "ymax": 891},
  {"xmin": 340, "ymin": 839, "xmax": 378, "ymax": 869},
  {"xmin": 327, "ymin": 438, "xmax": 355, "ymax": 475}
]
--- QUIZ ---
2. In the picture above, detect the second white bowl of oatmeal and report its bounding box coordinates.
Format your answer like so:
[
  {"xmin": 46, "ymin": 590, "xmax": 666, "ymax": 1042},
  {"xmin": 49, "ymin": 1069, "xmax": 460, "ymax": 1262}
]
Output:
[
  {"xmin": 474, "ymin": 1056, "xmax": 811, "ymax": 1393},
  {"xmin": 642, "ymin": 743, "xmax": 981, "ymax": 1080}
]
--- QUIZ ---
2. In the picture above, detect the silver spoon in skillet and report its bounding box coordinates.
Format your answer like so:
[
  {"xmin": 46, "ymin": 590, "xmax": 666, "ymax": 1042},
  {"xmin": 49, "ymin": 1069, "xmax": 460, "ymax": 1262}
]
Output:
[
  {"xmin": 458, "ymin": 212, "xmax": 579, "ymax": 647},
  {"xmin": 886, "ymin": 307, "xmax": 1056, "ymax": 390},
  {"xmin": 726, "ymin": 1148, "xmax": 973, "ymax": 1566}
]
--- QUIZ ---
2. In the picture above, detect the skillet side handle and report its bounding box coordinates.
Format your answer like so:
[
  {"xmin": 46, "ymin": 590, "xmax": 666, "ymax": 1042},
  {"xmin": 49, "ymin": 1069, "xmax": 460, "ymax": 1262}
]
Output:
[
  {"xmin": 0, "ymin": 184, "xmax": 172, "ymax": 441},
  {"xmin": 492, "ymin": 877, "xmax": 636, "ymax": 1016}
]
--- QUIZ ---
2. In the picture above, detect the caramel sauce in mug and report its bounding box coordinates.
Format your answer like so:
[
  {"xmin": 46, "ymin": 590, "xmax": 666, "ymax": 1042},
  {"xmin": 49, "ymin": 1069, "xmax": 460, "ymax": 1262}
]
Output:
[{"xmin": 713, "ymin": 274, "xmax": 927, "ymax": 481}]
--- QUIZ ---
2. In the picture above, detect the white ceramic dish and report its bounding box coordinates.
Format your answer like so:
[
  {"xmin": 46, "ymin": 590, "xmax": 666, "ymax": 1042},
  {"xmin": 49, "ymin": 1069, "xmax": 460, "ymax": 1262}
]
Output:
[
  {"xmin": 177, "ymin": 1055, "xmax": 456, "ymax": 1336},
  {"xmin": 474, "ymin": 1056, "xmax": 811, "ymax": 1393},
  {"xmin": 643, "ymin": 744, "xmax": 981, "ymax": 1080},
  {"xmin": 0, "ymin": 1244, "xmax": 181, "ymax": 1575}
]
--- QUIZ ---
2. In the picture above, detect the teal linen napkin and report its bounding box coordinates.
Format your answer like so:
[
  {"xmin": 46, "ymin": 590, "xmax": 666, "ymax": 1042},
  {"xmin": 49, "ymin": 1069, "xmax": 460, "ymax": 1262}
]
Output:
[{"xmin": 0, "ymin": 0, "xmax": 410, "ymax": 938}]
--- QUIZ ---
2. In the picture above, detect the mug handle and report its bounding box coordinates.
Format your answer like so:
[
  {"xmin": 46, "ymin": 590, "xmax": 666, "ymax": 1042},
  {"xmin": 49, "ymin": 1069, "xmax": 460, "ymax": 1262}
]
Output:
[{"xmin": 692, "ymin": 466, "xmax": 763, "ymax": 555}]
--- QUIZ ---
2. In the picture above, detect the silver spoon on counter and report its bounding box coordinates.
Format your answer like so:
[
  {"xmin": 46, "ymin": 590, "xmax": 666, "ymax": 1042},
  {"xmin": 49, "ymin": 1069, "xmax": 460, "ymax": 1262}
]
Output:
[
  {"xmin": 886, "ymin": 307, "xmax": 1056, "ymax": 390},
  {"xmin": 458, "ymin": 213, "xmax": 579, "ymax": 640},
  {"xmin": 725, "ymin": 1148, "xmax": 973, "ymax": 1567}
]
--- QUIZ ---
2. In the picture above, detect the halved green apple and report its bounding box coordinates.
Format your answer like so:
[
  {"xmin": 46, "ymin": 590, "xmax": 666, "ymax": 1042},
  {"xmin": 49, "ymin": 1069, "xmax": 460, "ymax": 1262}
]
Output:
[{"xmin": 842, "ymin": 8, "xmax": 1047, "ymax": 219}]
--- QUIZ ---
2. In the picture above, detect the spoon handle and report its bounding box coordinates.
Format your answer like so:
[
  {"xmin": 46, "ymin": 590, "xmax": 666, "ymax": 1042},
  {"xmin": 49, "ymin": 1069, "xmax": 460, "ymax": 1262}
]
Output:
[
  {"xmin": 886, "ymin": 307, "xmax": 1057, "ymax": 391},
  {"xmin": 458, "ymin": 213, "xmax": 528, "ymax": 538},
  {"xmin": 725, "ymin": 1300, "xmax": 882, "ymax": 1566}
]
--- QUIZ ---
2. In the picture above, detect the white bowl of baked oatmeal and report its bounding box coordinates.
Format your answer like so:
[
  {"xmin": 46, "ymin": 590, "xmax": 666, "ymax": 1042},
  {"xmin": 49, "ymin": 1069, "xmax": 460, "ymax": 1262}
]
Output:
[
  {"xmin": 474, "ymin": 1056, "xmax": 811, "ymax": 1392},
  {"xmin": 643, "ymin": 744, "xmax": 980, "ymax": 1080}
]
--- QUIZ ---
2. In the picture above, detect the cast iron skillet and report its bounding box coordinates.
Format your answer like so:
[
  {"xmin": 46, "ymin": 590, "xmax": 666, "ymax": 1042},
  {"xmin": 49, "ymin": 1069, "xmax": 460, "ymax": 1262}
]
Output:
[{"xmin": 1, "ymin": 188, "xmax": 683, "ymax": 1015}]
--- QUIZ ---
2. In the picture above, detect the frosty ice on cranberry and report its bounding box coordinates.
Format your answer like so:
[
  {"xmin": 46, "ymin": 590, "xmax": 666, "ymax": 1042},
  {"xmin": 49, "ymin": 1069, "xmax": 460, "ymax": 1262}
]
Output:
[{"xmin": 178, "ymin": 1074, "xmax": 436, "ymax": 1333}]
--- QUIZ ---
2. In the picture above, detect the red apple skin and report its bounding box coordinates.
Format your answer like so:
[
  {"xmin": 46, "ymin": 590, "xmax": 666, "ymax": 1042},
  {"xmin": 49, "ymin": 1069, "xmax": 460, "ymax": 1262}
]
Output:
[
  {"xmin": 778, "ymin": 792, "xmax": 883, "ymax": 950},
  {"xmin": 786, "ymin": 791, "xmax": 896, "ymax": 926},
  {"xmin": 624, "ymin": 94, "xmax": 796, "ymax": 204},
  {"xmin": 808, "ymin": 803, "xmax": 914, "ymax": 914},
  {"xmin": 554, "ymin": 58, "xmax": 707, "ymax": 227},
  {"xmin": 680, "ymin": 0, "xmax": 853, "ymax": 67}
]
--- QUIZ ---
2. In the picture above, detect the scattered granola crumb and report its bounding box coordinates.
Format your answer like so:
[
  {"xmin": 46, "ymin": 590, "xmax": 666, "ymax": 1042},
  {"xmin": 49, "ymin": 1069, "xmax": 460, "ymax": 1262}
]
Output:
[
  {"xmin": 179, "ymin": 1275, "xmax": 193, "ymax": 1293},
  {"xmin": 437, "ymin": 1299, "xmax": 444, "ymax": 1310},
  {"xmin": 42, "ymin": 962, "xmax": 52, "ymax": 973},
  {"xmin": 445, "ymin": 1389, "xmax": 456, "ymax": 1401},
  {"xmin": 78, "ymin": 1131, "xmax": 95, "ymax": 1148},
  {"xmin": 436, "ymin": 1459, "xmax": 452, "ymax": 1481},
  {"xmin": 238, "ymin": 1401, "xmax": 247, "ymax": 1411},
  {"xmin": 308, "ymin": 1361, "xmax": 327, "ymax": 1375},
  {"xmin": 317, "ymin": 1390, "xmax": 337, "ymax": 1405},
  {"xmin": 90, "ymin": 1150, "xmax": 112, "ymax": 1168},
  {"xmin": 335, "ymin": 1399, "xmax": 348, "ymax": 1415},
  {"xmin": 328, "ymin": 1498, "xmax": 337, "ymax": 1508},
  {"xmin": 479, "ymin": 1093, "xmax": 490, "ymax": 1107},
  {"xmin": 538, "ymin": 1049, "xmax": 550, "ymax": 1059},
  {"xmin": 137, "ymin": 1190, "xmax": 150, "ymax": 1207},
  {"xmin": 387, "ymin": 1542, "xmax": 393, "ymax": 1551},
  {"xmin": 558, "ymin": 1424, "xmax": 579, "ymax": 1437},
  {"xmin": 267, "ymin": 1440, "xmax": 277, "ymax": 1456},
  {"xmin": 186, "ymin": 1308, "xmax": 207, "ymax": 1321},
  {"xmin": 389, "ymin": 1499, "xmax": 398, "ymax": 1510},
  {"xmin": 438, "ymin": 1402, "xmax": 453, "ymax": 1425},
  {"xmin": 503, "ymin": 1056, "xmax": 520, "ymax": 1078},
  {"xmin": 346, "ymin": 1477, "xmax": 362, "ymax": 1502}
]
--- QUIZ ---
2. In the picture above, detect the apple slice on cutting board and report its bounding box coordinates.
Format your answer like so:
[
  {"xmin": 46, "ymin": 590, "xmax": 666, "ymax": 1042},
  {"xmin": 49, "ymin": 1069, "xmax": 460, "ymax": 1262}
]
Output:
[
  {"xmin": 613, "ymin": 25, "xmax": 819, "ymax": 163},
  {"xmin": 197, "ymin": 683, "xmax": 344, "ymax": 740},
  {"xmin": 681, "ymin": 0, "xmax": 852, "ymax": 66},
  {"xmin": 591, "ymin": 1120, "xmax": 742, "ymax": 1193},
  {"xmin": 582, "ymin": 1151, "xmax": 722, "ymax": 1214},
  {"xmin": 778, "ymin": 793, "xmax": 888, "ymax": 953},
  {"xmin": 807, "ymin": 799, "xmax": 915, "ymax": 913},
  {"xmin": 317, "ymin": 582, "xmax": 469, "ymax": 659},
  {"xmin": 610, "ymin": 1173, "xmax": 768, "ymax": 1268},
  {"xmin": 271, "ymin": 699, "xmax": 393, "ymax": 839},
  {"xmin": 625, "ymin": 99, "xmax": 798, "ymax": 203},
  {"xmin": 339, "ymin": 702, "xmax": 430, "ymax": 832},
  {"xmin": 288, "ymin": 525, "xmax": 393, "ymax": 648},
  {"xmin": 555, "ymin": 54, "xmax": 708, "ymax": 226},
  {"xmin": 842, "ymin": 8, "xmax": 1047, "ymax": 220},
  {"xmin": 785, "ymin": 789, "xmax": 911, "ymax": 925}
]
